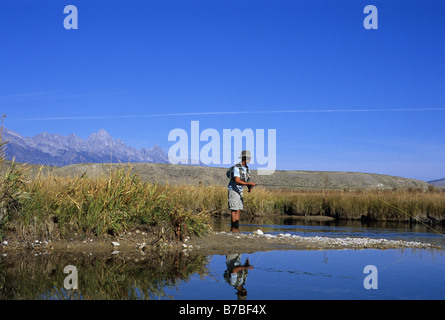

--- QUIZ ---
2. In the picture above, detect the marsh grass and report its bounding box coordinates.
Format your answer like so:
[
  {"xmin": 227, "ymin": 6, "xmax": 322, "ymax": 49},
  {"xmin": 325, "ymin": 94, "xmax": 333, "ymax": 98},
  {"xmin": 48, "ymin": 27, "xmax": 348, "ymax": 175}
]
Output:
[
  {"xmin": 1, "ymin": 152, "xmax": 444, "ymax": 243},
  {"xmin": 0, "ymin": 118, "xmax": 31, "ymax": 239},
  {"xmin": 0, "ymin": 122, "xmax": 211, "ymax": 241},
  {"xmin": 0, "ymin": 113, "xmax": 444, "ymax": 242},
  {"xmin": 14, "ymin": 168, "xmax": 212, "ymax": 239},
  {"xmin": 1, "ymin": 162, "xmax": 444, "ymax": 242},
  {"xmin": 164, "ymin": 184, "xmax": 445, "ymax": 223},
  {"xmin": 0, "ymin": 125, "xmax": 209, "ymax": 241},
  {"xmin": 321, "ymin": 189, "xmax": 445, "ymax": 222},
  {"xmin": 152, "ymin": 179, "xmax": 444, "ymax": 225}
]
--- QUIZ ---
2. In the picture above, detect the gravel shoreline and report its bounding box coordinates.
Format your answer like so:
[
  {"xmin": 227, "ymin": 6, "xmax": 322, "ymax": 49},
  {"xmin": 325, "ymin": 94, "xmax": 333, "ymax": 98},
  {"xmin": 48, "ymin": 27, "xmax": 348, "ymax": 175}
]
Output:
[
  {"xmin": 184, "ymin": 230, "xmax": 441, "ymax": 255},
  {"xmin": 1, "ymin": 229, "xmax": 441, "ymax": 256}
]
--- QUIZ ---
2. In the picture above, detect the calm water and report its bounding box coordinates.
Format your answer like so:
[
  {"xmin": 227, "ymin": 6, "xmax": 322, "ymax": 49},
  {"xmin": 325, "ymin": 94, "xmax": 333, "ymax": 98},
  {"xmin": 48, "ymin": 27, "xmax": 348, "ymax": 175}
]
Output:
[
  {"xmin": 1, "ymin": 218, "xmax": 444, "ymax": 300},
  {"xmin": 164, "ymin": 249, "xmax": 445, "ymax": 300}
]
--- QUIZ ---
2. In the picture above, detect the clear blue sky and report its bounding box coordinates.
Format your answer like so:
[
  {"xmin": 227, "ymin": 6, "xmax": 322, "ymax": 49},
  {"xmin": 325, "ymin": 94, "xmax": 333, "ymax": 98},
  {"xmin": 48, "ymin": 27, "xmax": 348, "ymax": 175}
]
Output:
[{"xmin": 1, "ymin": 0, "xmax": 444, "ymax": 181}]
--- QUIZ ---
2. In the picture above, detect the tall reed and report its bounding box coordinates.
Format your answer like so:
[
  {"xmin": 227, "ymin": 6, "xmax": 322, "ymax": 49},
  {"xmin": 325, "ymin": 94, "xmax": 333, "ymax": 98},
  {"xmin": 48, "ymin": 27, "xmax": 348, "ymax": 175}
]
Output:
[
  {"xmin": 0, "ymin": 115, "xmax": 30, "ymax": 239},
  {"xmin": 16, "ymin": 168, "xmax": 211, "ymax": 239},
  {"xmin": 0, "ymin": 116, "xmax": 211, "ymax": 241},
  {"xmin": 1, "ymin": 112, "xmax": 443, "ymax": 243},
  {"xmin": 161, "ymin": 184, "xmax": 445, "ymax": 223}
]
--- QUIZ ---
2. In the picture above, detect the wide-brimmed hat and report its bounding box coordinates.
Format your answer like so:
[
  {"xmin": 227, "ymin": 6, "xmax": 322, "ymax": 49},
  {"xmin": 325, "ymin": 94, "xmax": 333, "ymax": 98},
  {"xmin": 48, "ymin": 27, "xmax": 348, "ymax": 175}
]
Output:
[{"xmin": 239, "ymin": 150, "xmax": 251, "ymax": 159}]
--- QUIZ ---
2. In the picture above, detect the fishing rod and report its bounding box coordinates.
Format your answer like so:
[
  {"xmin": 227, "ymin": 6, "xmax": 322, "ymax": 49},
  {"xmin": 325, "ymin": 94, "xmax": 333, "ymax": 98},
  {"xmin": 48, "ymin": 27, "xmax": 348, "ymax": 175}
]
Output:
[
  {"xmin": 249, "ymin": 183, "xmax": 329, "ymax": 189},
  {"xmin": 250, "ymin": 184, "xmax": 445, "ymax": 238}
]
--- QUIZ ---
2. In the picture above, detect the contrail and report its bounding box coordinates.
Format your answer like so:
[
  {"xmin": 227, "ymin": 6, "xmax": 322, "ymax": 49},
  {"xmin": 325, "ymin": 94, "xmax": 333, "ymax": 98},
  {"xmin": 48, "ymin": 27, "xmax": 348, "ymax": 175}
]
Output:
[{"xmin": 9, "ymin": 108, "xmax": 445, "ymax": 121}]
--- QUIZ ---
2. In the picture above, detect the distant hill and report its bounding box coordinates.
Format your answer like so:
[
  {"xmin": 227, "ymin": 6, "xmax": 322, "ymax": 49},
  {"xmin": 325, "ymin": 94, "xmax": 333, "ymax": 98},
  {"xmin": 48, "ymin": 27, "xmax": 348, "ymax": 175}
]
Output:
[
  {"xmin": 47, "ymin": 162, "xmax": 430, "ymax": 191},
  {"xmin": 0, "ymin": 127, "xmax": 432, "ymax": 190},
  {"xmin": 2, "ymin": 128, "xmax": 169, "ymax": 166},
  {"xmin": 0, "ymin": 160, "xmax": 430, "ymax": 190},
  {"xmin": 428, "ymin": 178, "xmax": 445, "ymax": 187}
]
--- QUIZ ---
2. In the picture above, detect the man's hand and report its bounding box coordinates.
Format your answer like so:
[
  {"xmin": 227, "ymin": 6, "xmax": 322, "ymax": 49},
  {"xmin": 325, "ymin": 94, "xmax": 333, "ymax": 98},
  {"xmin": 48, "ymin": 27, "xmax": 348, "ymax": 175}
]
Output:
[{"xmin": 234, "ymin": 177, "xmax": 256, "ymax": 191}]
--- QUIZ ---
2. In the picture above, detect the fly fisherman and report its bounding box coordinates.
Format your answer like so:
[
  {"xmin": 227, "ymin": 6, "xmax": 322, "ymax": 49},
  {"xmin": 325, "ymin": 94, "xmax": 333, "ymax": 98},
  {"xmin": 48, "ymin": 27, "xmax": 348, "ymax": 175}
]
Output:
[{"xmin": 227, "ymin": 150, "xmax": 256, "ymax": 231}]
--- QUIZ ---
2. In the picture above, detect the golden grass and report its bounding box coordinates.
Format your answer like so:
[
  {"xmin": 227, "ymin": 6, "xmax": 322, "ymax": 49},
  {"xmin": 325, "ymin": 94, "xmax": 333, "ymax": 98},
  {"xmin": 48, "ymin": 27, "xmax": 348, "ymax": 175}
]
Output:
[
  {"xmin": 160, "ymin": 183, "xmax": 445, "ymax": 223},
  {"xmin": 0, "ymin": 115, "xmax": 443, "ymax": 242},
  {"xmin": 1, "ymin": 161, "xmax": 444, "ymax": 242}
]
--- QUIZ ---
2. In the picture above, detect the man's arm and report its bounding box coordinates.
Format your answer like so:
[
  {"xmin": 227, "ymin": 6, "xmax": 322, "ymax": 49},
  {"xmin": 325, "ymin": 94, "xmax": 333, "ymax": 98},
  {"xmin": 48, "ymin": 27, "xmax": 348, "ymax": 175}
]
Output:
[
  {"xmin": 232, "ymin": 265, "xmax": 254, "ymax": 273},
  {"xmin": 234, "ymin": 177, "xmax": 256, "ymax": 187}
]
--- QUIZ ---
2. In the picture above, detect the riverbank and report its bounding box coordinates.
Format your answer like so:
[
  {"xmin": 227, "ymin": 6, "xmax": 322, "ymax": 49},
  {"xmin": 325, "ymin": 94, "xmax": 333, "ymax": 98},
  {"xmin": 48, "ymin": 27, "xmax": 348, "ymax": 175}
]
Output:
[
  {"xmin": 1, "ymin": 152, "xmax": 444, "ymax": 251},
  {"xmin": 1, "ymin": 224, "xmax": 440, "ymax": 258},
  {"xmin": 1, "ymin": 227, "xmax": 443, "ymax": 301}
]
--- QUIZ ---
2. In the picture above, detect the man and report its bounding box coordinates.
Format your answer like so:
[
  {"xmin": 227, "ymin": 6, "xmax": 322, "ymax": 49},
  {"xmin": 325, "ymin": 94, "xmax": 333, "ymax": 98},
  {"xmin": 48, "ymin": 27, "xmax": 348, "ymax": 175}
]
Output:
[
  {"xmin": 223, "ymin": 253, "xmax": 254, "ymax": 300},
  {"xmin": 227, "ymin": 150, "xmax": 256, "ymax": 231}
]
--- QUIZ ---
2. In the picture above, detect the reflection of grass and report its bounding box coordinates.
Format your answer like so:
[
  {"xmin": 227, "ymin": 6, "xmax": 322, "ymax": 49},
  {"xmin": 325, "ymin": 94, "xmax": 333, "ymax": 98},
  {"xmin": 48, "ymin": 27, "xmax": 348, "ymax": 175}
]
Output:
[{"xmin": 0, "ymin": 252, "xmax": 210, "ymax": 300}]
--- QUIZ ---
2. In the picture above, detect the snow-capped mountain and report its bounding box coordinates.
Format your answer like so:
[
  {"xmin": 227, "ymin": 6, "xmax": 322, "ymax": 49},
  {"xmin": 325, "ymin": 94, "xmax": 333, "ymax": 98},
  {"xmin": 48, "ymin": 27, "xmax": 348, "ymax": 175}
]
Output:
[{"xmin": 1, "ymin": 128, "xmax": 169, "ymax": 166}]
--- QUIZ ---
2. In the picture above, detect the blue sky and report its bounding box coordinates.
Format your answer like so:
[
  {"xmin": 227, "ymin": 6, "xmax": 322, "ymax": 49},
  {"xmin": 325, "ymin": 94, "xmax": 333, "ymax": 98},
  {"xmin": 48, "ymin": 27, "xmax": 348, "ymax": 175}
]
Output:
[{"xmin": 1, "ymin": 0, "xmax": 444, "ymax": 181}]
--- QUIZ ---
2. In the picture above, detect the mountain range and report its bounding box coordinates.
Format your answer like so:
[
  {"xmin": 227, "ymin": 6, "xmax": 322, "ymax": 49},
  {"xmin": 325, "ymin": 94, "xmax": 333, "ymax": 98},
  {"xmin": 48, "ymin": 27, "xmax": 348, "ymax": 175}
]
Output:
[
  {"xmin": 1, "ymin": 127, "xmax": 443, "ymax": 188},
  {"xmin": 428, "ymin": 178, "xmax": 445, "ymax": 187},
  {"xmin": 1, "ymin": 127, "xmax": 169, "ymax": 167}
]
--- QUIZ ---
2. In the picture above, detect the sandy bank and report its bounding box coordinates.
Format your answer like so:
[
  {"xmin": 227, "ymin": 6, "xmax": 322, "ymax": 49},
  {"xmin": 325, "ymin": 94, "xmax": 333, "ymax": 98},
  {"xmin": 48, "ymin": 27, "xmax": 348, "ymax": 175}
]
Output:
[
  {"xmin": 185, "ymin": 231, "xmax": 440, "ymax": 255},
  {"xmin": 1, "ymin": 228, "xmax": 440, "ymax": 257}
]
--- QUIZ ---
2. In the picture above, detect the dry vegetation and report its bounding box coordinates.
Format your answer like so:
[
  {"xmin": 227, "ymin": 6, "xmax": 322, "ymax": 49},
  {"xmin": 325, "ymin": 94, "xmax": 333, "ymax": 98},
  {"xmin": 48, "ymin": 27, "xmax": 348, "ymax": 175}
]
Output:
[
  {"xmin": 1, "ymin": 116, "xmax": 444, "ymax": 242},
  {"xmin": 163, "ymin": 183, "xmax": 445, "ymax": 223},
  {"xmin": 3, "ymin": 154, "xmax": 444, "ymax": 242},
  {"xmin": 0, "ymin": 122, "xmax": 211, "ymax": 241}
]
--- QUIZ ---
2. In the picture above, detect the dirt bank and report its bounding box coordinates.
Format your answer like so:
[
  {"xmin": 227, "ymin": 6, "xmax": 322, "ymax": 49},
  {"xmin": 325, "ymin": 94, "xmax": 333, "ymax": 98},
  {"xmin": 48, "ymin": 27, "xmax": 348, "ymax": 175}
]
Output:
[
  {"xmin": 186, "ymin": 231, "xmax": 440, "ymax": 255},
  {"xmin": 1, "ymin": 227, "xmax": 440, "ymax": 257}
]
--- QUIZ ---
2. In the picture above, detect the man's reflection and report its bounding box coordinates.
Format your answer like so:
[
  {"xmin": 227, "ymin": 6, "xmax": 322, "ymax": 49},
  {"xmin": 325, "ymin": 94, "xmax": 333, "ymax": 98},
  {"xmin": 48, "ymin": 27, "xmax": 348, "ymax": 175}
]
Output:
[{"xmin": 223, "ymin": 254, "xmax": 254, "ymax": 300}]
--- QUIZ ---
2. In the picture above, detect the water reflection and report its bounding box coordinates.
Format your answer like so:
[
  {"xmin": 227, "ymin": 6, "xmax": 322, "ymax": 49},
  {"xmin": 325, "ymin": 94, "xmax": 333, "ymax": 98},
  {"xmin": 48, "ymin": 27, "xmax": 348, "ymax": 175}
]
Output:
[
  {"xmin": 0, "ymin": 251, "xmax": 210, "ymax": 300},
  {"xmin": 223, "ymin": 254, "xmax": 253, "ymax": 300},
  {"xmin": 212, "ymin": 216, "xmax": 445, "ymax": 247},
  {"xmin": 1, "ymin": 246, "xmax": 444, "ymax": 300},
  {"xmin": 225, "ymin": 221, "xmax": 254, "ymax": 299},
  {"xmin": 1, "ymin": 217, "xmax": 444, "ymax": 300}
]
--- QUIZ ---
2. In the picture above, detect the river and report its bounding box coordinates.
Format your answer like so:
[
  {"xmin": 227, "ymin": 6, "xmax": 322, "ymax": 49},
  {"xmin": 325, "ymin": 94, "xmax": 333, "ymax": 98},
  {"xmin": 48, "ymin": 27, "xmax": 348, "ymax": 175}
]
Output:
[{"xmin": 0, "ymin": 217, "xmax": 444, "ymax": 300}]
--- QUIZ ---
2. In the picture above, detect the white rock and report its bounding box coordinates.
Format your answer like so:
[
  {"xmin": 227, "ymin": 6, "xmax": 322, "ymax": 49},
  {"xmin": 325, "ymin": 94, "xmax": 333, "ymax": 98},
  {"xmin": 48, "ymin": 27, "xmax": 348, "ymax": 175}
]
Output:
[
  {"xmin": 255, "ymin": 229, "xmax": 264, "ymax": 235},
  {"xmin": 111, "ymin": 241, "xmax": 120, "ymax": 247}
]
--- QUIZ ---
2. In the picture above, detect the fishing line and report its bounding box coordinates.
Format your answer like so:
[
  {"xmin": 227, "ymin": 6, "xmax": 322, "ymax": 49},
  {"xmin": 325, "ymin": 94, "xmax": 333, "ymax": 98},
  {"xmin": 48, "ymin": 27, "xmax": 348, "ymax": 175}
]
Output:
[
  {"xmin": 254, "ymin": 184, "xmax": 444, "ymax": 238},
  {"xmin": 362, "ymin": 190, "xmax": 445, "ymax": 238}
]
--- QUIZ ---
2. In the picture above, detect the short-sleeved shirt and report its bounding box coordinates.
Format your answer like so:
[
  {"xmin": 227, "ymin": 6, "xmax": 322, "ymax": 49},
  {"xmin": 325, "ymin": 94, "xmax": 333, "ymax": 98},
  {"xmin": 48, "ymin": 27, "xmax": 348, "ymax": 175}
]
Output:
[{"xmin": 227, "ymin": 165, "xmax": 247, "ymax": 194}]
